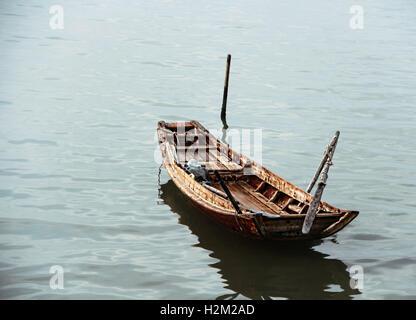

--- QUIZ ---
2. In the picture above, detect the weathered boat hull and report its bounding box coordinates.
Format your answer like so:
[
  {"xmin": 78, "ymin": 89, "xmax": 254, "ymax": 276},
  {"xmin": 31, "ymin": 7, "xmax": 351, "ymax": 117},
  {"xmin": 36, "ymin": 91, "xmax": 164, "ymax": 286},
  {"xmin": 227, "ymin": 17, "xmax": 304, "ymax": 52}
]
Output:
[
  {"xmin": 176, "ymin": 184, "xmax": 357, "ymax": 240},
  {"xmin": 158, "ymin": 120, "xmax": 358, "ymax": 240}
]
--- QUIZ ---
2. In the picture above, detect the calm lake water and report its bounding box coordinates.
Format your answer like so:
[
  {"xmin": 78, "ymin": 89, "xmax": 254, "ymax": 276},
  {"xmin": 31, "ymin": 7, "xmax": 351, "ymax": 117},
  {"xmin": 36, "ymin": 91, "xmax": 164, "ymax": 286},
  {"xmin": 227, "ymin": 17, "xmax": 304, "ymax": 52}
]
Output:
[{"xmin": 1, "ymin": 0, "xmax": 415, "ymax": 299}]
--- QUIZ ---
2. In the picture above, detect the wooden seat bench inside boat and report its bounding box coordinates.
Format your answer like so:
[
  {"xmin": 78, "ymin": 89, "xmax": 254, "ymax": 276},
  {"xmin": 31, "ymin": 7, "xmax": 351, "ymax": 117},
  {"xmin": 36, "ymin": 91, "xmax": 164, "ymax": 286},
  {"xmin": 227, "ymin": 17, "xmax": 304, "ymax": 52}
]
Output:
[{"xmin": 161, "ymin": 122, "xmax": 243, "ymax": 172}]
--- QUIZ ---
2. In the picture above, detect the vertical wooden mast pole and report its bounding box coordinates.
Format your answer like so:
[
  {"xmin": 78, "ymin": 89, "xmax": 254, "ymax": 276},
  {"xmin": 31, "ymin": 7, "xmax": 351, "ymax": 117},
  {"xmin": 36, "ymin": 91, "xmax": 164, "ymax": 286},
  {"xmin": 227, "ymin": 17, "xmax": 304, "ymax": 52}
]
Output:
[{"xmin": 221, "ymin": 54, "xmax": 231, "ymax": 129}]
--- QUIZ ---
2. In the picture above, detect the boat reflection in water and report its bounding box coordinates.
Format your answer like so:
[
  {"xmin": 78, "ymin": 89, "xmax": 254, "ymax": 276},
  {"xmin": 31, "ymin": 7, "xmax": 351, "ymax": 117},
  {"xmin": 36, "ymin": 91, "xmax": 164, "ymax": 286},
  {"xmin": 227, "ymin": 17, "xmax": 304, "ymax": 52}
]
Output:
[{"xmin": 159, "ymin": 180, "xmax": 361, "ymax": 300}]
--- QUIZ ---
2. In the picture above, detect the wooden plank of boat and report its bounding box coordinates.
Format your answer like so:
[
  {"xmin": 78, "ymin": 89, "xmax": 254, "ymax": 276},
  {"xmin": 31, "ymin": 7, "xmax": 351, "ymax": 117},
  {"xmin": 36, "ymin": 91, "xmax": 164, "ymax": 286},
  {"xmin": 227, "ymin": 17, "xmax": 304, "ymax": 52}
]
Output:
[{"xmin": 157, "ymin": 120, "xmax": 359, "ymax": 240}]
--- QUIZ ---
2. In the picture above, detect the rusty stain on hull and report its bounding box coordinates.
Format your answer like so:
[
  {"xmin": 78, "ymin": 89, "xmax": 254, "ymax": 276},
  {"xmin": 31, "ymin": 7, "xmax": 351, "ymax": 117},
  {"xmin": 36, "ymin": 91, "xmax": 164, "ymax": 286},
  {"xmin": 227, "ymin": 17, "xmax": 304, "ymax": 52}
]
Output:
[{"xmin": 157, "ymin": 120, "xmax": 359, "ymax": 240}]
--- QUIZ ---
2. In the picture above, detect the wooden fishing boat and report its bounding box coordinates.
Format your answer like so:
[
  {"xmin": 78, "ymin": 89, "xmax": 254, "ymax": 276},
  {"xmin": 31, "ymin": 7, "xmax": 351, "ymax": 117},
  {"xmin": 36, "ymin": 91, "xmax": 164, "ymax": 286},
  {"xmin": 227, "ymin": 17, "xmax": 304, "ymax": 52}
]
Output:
[{"xmin": 157, "ymin": 120, "xmax": 358, "ymax": 240}]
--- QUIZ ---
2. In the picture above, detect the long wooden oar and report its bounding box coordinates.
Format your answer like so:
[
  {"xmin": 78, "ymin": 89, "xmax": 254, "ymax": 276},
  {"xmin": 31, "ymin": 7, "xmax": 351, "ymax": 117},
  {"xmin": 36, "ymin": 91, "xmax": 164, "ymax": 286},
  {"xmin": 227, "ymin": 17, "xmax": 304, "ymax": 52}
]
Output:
[
  {"xmin": 213, "ymin": 170, "xmax": 265, "ymax": 237},
  {"xmin": 214, "ymin": 170, "xmax": 242, "ymax": 215},
  {"xmin": 306, "ymin": 131, "xmax": 340, "ymax": 193},
  {"xmin": 302, "ymin": 131, "xmax": 340, "ymax": 234}
]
